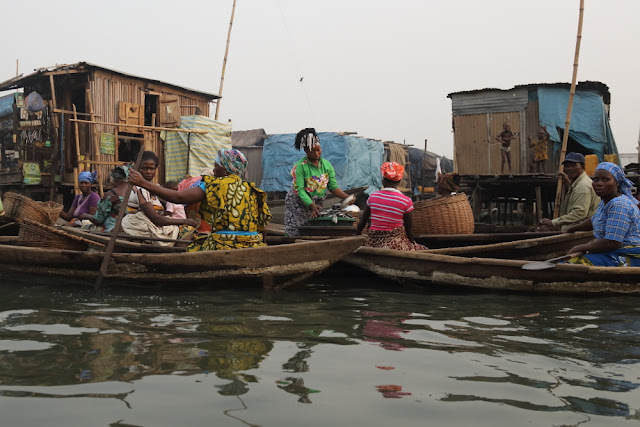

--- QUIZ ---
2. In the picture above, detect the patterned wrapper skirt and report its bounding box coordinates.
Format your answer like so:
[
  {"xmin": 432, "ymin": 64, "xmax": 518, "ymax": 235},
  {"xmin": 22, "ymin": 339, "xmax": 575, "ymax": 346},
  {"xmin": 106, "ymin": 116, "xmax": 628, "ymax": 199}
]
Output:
[
  {"xmin": 284, "ymin": 188, "xmax": 325, "ymax": 236},
  {"xmin": 565, "ymin": 246, "xmax": 640, "ymax": 267},
  {"xmin": 365, "ymin": 226, "xmax": 427, "ymax": 251}
]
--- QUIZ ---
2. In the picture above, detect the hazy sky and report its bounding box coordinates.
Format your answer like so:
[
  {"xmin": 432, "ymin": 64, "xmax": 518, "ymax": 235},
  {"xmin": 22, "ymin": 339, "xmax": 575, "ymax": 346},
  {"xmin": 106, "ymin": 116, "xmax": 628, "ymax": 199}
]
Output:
[{"xmin": 2, "ymin": 0, "xmax": 639, "ymax": 158}]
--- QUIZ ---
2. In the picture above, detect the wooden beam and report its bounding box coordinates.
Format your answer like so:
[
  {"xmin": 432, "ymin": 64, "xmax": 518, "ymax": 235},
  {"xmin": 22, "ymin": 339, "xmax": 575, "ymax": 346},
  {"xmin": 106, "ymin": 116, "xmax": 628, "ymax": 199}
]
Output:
[
  {"xmin": 53, "ymin": 108, "xmax": 100, "ymax": 117},
  {"xmin": 69, "ymin": 118, "xmax": 208, "ymax": 134},
  {"xmin": 43, "ymin": 70, "xmax": 85, "ymax": 76}
]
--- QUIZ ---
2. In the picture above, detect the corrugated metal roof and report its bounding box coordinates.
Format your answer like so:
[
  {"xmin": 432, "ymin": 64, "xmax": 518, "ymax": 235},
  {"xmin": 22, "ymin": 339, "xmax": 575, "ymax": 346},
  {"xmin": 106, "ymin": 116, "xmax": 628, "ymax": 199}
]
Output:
[
  {"xmin": 0, "ymin": 62, "xmax": 220, "ymax": 100},
  {"xmin": 448, "ymin": 81, "xmax": 610, "ymax": 104},
  {"xmin": 450, "ymin": 89, "xmax": 529, "ymax": 116},
  {"xmin": 232, "ymin": 129, "xmax": 267, "ymax": 147}
]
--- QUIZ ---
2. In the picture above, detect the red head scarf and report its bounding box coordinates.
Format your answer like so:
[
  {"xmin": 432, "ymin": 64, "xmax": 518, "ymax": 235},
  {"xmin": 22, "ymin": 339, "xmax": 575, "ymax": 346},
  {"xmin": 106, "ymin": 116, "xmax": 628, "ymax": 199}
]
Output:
[{"xmin": 381, "ymin": 162, "xmax": 404, "ymax": 181}]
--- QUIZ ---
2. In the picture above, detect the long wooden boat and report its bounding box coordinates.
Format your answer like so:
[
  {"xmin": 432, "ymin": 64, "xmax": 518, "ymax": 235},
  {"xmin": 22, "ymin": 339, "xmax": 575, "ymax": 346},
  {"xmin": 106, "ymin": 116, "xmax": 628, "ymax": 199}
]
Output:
[
  {"xmin": 341, "ymin": 246, "xmax": 640, "ymax": 294},
  {"xmin": 427, "ymin": 231, "xmax": 593, "ymax": 260},
  {"xmin": 0, "ymin": 235, "xmax": 367, "ymax": 290},
  {"xmin": 416, "ymin": 231, "xmax": 566, "ymax": 249}
]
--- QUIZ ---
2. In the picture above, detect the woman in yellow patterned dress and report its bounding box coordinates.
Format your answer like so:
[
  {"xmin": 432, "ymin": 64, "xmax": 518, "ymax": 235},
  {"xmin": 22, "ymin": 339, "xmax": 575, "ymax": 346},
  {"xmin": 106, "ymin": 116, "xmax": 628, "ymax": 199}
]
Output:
[{"xmin": 128, "ymin": 149, "xmax": 272, "ymax": 251}]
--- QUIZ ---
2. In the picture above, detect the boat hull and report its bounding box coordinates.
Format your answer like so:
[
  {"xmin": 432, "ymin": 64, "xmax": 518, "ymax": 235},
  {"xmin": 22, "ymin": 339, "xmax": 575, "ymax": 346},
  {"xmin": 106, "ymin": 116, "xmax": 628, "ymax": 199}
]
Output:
[
  {"xmin": 342, "ymin": 247, "xmax": 640, "ymax": 294},
  {"xmin": 0, "ymin": 236, "xmax": 367, "ymax": 290}
]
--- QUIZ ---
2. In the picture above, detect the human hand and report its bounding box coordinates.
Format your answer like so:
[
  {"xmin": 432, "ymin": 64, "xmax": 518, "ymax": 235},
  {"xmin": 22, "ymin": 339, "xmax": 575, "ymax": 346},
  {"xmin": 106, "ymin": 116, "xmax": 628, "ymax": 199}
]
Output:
[
  {"xmin": 568, "ymin": 245, "xmax": 585, "ymax": 254},
  {"xmin": 128, "ymin": 169, "xmax": 144, "ymax": 185},
  {"xmin": 539, "ymin": 218, "xmax": 553, "ymax": 227},
  {"xmin": 185, "ymin": 218, "xmax": 199, "ymax": 228},
  {"xmin": 309, "ymin": 203, "xmax": 320, "ymax": 218}
]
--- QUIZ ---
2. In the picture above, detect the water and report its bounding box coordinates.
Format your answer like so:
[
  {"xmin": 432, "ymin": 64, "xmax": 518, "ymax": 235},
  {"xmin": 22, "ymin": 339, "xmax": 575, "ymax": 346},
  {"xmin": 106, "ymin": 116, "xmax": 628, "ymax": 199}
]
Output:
[{"xmin": 1, "ymin": 278, "xmax": 639, "ymax": 426}]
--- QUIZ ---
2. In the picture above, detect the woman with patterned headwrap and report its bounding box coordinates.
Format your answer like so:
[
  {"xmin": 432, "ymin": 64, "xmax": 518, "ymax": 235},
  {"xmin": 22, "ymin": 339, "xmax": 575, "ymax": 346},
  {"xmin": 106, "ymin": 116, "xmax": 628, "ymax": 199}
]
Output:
[
  {"xmin": 284, "ymin": 128, "xmax": 352, "ymax": 236},
  {"xmin": 565, "ymin": 162, "xmax": 640, "ymax": 266},
  {"xmin": 128, "ymin": 148, "xmax": 271, "ymax": 251},
  {"xmin": 59, "ymin": 171, "xmax": 100, "ymax": 223},
  {"xmin": 356, "ymin": 162, "xmax": 426, "ymax": 251},
  {"xmin": 78, "ymin": 165, "xmax": 129, "ymax": 232},
  {"xmin": 436, "ymin": 172, "xmax": 461, "ymax": 196}
]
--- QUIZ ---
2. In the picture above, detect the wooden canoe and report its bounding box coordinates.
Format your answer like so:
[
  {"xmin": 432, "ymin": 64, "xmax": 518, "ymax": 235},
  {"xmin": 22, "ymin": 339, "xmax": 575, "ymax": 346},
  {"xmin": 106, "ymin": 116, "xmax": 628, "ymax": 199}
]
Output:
[
  {"xmin": 427, "ymin": 231, "xmax": 594, "ymax": 260},
  {"xmin": 0, "ymin": 235, "xmax": 367, "ymax": 290},
  {"xmin": 341, "ymin": 246, "xmax": 640, "ymax": 294},
  {"xmin": 416, "ymin": 231, "xmax": 566, "ymax": 249}
]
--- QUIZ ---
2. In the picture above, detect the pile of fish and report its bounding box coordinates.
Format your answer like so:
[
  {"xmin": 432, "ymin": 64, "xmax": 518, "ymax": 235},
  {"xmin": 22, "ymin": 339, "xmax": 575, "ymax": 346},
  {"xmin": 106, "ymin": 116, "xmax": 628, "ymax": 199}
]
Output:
[{"xmin": 317, "ymin": 203, "xmax": 361, "ymax": 224}]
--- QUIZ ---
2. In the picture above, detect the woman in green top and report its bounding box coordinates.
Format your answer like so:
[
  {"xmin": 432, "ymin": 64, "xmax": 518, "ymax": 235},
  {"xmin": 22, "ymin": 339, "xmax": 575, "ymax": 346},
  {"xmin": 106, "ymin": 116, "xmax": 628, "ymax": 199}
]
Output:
[{"xmin": 284, "ymin": 128, "xmax": 351, "ymax": 236}]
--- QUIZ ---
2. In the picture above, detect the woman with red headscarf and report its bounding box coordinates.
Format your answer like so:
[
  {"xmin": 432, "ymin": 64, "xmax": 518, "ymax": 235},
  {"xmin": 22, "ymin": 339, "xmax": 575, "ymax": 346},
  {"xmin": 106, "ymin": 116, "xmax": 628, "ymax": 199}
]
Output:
[{"xmin": 356, "ymin": 162, "xmax": 426, "ymax": 251}]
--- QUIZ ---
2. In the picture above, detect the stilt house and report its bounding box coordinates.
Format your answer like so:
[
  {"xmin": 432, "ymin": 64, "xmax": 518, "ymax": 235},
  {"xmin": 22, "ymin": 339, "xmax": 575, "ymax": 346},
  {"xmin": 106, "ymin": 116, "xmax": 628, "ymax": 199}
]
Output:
[
  {"xmin": 448, "ymin": 81, "xmax": 617, "ymax": 175},
  {"xmin": 0, "ymin": 62, "xmax": 219, "ymax": 201}
]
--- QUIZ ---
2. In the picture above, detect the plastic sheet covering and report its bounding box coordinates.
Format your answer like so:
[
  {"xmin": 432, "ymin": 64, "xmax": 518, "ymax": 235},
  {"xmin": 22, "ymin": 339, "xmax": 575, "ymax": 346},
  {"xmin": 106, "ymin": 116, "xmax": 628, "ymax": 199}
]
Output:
[
  {"xmin": 161, "ymin": 115, "xmax": 232, "ymax": 181},
  {"xmin": 538, "ymin": 88, "xmax": 618, "ymax": 161},
  {"xmin": 0, "ymin": 93, "xmax": 14, "ymax": 117},
  {"xmin": 260, "ymin": 132, "xmax": 384, "ymax": 194},
  {"xmin": 408, "ymin": 148, "xmax": 453, "ymax": 193}
]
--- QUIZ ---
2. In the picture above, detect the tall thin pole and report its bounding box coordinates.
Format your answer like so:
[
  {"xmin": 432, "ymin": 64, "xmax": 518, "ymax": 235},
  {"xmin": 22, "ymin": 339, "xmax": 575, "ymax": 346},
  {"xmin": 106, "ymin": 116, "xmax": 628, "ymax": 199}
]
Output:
[
  {"xmin": 553, "ymin": 0, "xmax": 584, "ymax": 218},
  {"xmin": 215, "ymin": 0, "xmax": 237, "ymax": 121}
]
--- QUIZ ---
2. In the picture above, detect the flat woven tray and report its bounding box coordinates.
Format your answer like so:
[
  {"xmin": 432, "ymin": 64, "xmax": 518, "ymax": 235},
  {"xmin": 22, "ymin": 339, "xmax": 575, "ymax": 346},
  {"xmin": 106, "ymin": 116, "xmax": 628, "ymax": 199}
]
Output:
[{"xmin": 18, "ymin": 219, "xmax": 105, "ymax": 251}]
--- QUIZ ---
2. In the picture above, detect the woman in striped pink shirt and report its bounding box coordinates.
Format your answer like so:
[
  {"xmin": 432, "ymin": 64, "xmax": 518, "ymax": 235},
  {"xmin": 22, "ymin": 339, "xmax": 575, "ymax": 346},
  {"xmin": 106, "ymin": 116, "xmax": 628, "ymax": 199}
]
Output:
[{"xmin": 356, "ymin": 162, "xmax": 426, "ymax": 251}]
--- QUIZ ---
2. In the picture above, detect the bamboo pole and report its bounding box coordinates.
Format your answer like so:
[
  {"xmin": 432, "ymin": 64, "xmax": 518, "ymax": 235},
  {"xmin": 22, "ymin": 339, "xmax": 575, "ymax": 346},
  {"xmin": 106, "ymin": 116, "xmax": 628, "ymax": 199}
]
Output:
[
  {"xmin": 94, "ymin": 148, "xmax": 145, "ymax": 290},
  {"xmin": 68, "ymin": 118, "xmax": 208, "ymax": 134},
  {"xmin": 553, "ymin": 0, "xmax": 585, "ymax": 218},
  {"xmin": 214, "ymin": 0, "xmax": 237, "ymax": 120},
  {"xmin": 48, "ymin": 75, "xmax": 61, "ymax": 201},
  {"xmin": 86, "ymin": 88, "xmax": 103, "ymax": 197},
  {"xmin": 72, "ymin": 105, "xmax": 81, "ymax": 195}
]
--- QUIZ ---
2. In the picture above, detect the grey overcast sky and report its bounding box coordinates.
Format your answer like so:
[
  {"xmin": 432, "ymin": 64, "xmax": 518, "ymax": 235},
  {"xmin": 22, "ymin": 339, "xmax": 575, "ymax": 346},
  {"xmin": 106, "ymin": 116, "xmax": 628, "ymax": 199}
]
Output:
[{"xmin": 2, "ymin": 0, "xmax": 639, "ymax": 158}]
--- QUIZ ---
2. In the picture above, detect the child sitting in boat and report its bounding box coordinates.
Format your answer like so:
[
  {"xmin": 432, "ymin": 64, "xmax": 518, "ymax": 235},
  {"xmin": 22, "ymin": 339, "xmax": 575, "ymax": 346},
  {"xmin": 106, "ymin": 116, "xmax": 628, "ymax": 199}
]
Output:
[
  {"xmin": 356, "ymin": 162, "xmax": 426, "ymax": 251},
  {"xmin": 162, "ymin": 181, "xmax": 186, "ymax": 219}
]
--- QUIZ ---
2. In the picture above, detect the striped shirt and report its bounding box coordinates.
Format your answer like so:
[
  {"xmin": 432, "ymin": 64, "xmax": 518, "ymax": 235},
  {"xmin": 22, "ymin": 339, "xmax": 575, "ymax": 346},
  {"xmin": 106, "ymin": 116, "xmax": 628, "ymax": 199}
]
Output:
[
  {"xmin": 367, "ymin": 188, "xmax": 414, "ymax": 231},
  {"xmin": 592, "ymin": 195, "xmax": 640, "ymax": 246}
]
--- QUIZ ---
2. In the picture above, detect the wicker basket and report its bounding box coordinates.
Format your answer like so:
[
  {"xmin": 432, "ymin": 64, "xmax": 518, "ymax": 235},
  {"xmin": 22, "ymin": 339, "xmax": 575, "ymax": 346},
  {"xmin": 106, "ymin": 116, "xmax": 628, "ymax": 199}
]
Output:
[
  {"xmin": 37, "ymin": 201, "xmax": 63, "ymax": 225},
  {"xmin": 412, "ymin": 193, "xmax": 474, "ymax": 235},
  {"xmin": 2, "ymin": 192, "xmax": 53, "ymax": 225},
  {"xmin": 18, "ymin": 219, "xmax": 104, "ymax": 251}
]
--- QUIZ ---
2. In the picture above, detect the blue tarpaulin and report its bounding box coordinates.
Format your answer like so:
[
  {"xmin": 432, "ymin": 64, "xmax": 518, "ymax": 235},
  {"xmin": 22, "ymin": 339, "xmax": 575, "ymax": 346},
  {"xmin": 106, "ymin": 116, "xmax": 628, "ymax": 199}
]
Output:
[
  {"xmin": 538, "ymin": 87, "xmax": 618, "ymax": 161},
  {"xmin": 261, "ymin": 132, "xmax": 384, "ymax": 194},
  {"xmin": 0, "ymin": 94, "xmax": 14, "ymax": 117}
]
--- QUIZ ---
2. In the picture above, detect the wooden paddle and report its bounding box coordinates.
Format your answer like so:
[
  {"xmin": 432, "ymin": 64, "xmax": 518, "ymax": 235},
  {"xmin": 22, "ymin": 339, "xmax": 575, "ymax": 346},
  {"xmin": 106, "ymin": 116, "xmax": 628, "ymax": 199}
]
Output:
[
  {"xmin": 94, "ymin": 149, "xmax": 145, "ymax": 290},
  {"xmin": 521, "ymin": 252, "xmax": 583, "ymax": 270}
]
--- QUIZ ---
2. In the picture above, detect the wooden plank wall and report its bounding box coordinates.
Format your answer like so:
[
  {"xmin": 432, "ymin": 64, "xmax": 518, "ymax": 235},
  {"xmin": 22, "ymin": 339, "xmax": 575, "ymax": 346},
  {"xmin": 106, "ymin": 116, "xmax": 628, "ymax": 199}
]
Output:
[
  {"xmin": 86, "ymin": 70, "xmax": 212, "ymax": 186},
  {"xmin": 453, "ymin": 112, "xmax": 523, "ymax": 175}
]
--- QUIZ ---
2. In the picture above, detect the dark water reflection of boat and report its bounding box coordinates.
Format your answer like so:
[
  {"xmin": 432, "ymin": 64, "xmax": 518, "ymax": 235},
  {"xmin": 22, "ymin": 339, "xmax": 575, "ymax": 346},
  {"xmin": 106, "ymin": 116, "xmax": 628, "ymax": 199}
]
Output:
[{"xmin": 1, "ymin": 280, "xmax": 639, "ymax": 425}]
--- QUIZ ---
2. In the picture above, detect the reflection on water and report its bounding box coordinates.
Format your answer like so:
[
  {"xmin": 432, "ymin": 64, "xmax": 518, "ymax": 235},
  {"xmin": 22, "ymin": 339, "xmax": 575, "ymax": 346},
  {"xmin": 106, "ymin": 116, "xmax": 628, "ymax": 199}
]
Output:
[{"xmin": 0, "ymin": 280, "xmax": 639, "ymax": 426}]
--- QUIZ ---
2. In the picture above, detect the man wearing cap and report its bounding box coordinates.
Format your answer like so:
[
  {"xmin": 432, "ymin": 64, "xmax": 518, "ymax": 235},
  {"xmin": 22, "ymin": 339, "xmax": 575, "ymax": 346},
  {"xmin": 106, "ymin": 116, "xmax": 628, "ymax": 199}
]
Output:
[{"xmin": 536, "ymin": 152, "xmax": 599, "ymax": 231}]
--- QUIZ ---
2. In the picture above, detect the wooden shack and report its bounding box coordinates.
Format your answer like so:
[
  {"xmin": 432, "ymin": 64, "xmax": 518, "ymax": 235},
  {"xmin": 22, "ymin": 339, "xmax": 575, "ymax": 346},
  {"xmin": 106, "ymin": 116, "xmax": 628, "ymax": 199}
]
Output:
[
  {"xmin": 0, "ymin": 62, "xmax": 219, "ymax": 201},
  {"xmin": 448, "ymin": 81, "xmax": 614, "ymax": 175}
]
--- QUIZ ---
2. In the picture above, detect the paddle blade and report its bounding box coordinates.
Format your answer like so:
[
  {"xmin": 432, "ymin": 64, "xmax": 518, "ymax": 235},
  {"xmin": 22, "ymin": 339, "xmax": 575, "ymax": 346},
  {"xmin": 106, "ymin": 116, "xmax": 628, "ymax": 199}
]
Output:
[
  {"xmin": 521, "ymin": 252, "xmax": 583, "ymax": 270},
  {"xmin": 521, "ymin": 261, "xmax": 557, "ymax": 271}
]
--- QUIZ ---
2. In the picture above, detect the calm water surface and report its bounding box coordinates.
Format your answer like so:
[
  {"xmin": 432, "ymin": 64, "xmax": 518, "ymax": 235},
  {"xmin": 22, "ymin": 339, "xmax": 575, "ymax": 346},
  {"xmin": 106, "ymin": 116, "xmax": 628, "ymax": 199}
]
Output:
[{"xmin": 0, "ymin": 277, "xmax": 639, "ymax": 426}]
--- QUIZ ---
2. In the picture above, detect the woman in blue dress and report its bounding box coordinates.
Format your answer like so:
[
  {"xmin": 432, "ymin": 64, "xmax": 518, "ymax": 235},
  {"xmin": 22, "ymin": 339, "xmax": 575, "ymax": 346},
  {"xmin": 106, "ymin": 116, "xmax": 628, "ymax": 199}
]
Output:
[{"xmin": 565, "ymin": 162, "xmax": 640, "ymax": 266}]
